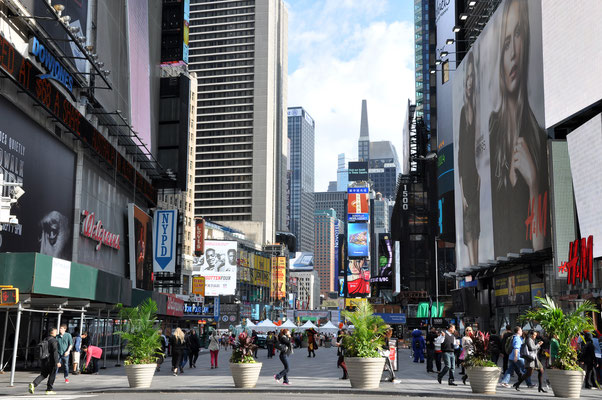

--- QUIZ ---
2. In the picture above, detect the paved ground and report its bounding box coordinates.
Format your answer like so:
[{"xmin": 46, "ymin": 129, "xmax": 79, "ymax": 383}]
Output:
[{"xmin": 0, "ymin": 346, "xmax": 599, "ymax": 399}]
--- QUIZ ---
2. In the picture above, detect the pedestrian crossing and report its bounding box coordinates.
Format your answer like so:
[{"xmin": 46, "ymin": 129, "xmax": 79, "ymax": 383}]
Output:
[{"xmin": 1, "ymin": 395, "xmax": 98, "ymax": 400}]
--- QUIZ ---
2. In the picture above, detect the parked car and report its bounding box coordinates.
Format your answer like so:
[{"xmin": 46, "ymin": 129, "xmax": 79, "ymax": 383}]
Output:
[{"xmin": 256, "ymin": 333, "xmax": 267, "ymax": 348}]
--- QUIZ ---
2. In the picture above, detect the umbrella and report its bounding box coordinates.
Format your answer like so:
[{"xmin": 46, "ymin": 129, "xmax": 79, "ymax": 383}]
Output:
[
  {"xmin": 318, "ymin": 320, "xmax": 339, "ymax": 334},
  {"xmin": 299, "ymin": 320, "xmax": 318, "ymax": 331},
  {"xmin": 280, "ymin": 320, "xmax": 297, "ymax": 329}
]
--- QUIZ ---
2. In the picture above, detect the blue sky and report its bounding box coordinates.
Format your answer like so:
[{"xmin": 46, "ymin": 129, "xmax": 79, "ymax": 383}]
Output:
[{"xmin": 286, "ymin": 0, "xmax": 416, "ymax": 191}]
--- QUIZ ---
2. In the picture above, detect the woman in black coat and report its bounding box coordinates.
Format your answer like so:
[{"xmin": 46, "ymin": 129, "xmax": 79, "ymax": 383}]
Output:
[
  {"xmin": 274, "ymin": 329, "xmax": 292, "ymax": 385},
  {"xmin": 170, "ymin": 328, "xmax": 186, "ymax": 376}
]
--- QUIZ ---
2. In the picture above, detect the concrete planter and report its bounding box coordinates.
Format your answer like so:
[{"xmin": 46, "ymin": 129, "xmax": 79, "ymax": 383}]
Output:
[
  {"xmin": 466, "ymin": 366, "xmax": 500, "ymax": 394},
  {"xmin": 547, "ymin": 368, "xmax": 585, "ymax": 398},
  {"xmin": 124, "ymin": 364, "xmax": 156, "ymax": 388},
  {"xmin": 230, "ymin": 362, "xmax": 262, "ymax": 388},
  {"xmin": 345, "ymin": 357, "xmax": 386, "ymax": 389}
]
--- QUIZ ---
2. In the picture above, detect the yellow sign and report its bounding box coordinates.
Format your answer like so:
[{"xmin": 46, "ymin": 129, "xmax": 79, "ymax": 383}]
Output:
[
  {"xmin": 192, "ymin": 276, "xmax": 205, "ymax": 296},
  {"xmin": 345, "ymin": 298, "xmax": 367, "ymax": 308}
]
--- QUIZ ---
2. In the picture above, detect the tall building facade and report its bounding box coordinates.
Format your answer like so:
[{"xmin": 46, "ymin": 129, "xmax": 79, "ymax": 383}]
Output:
[
  {"xmin": 189, "ymin": 0, "xmax": 288, "ymax": 243},
  {"xmin": 336, "ymin": 153, "xmax": 349, "ymax": 191},
  {"xmin": 358, "ymin": 99, "xmax": 370, "ymax": 161},
  {"xmin": 287, "ymin": 107, "xmax": 315, "ymax": 252},
  {"xmin": 368, "ymin": 141, "xmax": 401, "ymax": 201},
  {"xmin": 314, "ymin": 209, "xmax": 336, "ymax": 295},
  {"xmin": 314, "ymin": 191, "xmax": 346, "ymax": 224},
  {"xmin": 414, "ymin": 0, "xmax": 437, "ymax": 145}
]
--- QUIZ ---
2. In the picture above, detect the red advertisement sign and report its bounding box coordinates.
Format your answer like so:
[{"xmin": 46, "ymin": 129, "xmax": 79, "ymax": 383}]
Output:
[
  {"xmin": 558, "ymin": 236, "xmax": 593, "ymax": 286},
  {"xmin": 195, "ymin": 218, "xmax": 204, "ymax": 256},
  {"xmin": 165, "ymin": 294, "xmax": 184, "ymax": 317}
]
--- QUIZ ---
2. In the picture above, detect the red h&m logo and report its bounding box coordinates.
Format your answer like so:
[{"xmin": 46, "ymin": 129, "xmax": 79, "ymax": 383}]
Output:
[
  {"xmin": 558, "ymin": 236, "xmax": 593, "ymax": 286},
  {"xmin": 525, "ymin": 192, "xmax": 548, "ymax": 241}
]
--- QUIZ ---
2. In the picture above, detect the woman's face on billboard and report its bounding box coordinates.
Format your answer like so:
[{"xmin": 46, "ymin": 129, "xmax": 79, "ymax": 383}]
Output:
[
  {"xmin": 465, "ymin": 61, "xmax": 474, "ymax": 99},
  {"xmin": 502, "ymin": 1, "xmax": 523, "ymax": 95}
]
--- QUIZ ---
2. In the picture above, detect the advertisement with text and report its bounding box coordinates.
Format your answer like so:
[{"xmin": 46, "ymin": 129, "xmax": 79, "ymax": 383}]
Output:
[{"xmin": 194, "ymin": 240, "xmax": 238, "ymax": 296}]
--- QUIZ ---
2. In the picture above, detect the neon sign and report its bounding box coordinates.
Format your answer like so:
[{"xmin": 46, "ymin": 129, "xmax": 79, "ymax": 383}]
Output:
[{"xmin": 558, "ymin": 236, "xmax": 593, "ymax": 286}]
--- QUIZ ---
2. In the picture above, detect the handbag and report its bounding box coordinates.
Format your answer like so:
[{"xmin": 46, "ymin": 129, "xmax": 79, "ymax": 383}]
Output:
[
  {"xmin": 459, "ymin": 348, "xmax": 467, "ymax": 360},
  {"xmin": 520, "ymin": 343, "xmax": 534, "ymax": 362}
]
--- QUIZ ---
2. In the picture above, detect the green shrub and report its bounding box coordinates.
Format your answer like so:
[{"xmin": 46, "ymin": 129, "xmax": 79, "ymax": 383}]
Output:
[
  {"xmin": 341, "ymin": 302, "xmax": 388, "ymax": 358},
  {"xmin": 115, "ymin": 298, "xmax": 162, "ymax": 365}
]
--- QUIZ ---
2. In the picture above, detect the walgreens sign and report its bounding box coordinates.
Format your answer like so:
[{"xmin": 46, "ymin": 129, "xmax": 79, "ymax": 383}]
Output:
[{"xmin": 80, "ymin": 210, "xmax": 121, "ymax": 251}]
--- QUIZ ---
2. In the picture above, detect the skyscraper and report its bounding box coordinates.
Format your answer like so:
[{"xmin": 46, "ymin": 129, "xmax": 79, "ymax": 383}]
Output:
[
  {"xmin": 189, "ymin": 0, "xmax": 288, "ymax": 243},
  {"xmin": 358, "ymin": 99, "xmax": 370, "ymax": 161},
  {"xmin": 287, "ymin": 106, "xmax": 315, "ymax": 252},
  {"xmin": 314, "ymin": 209, "xmax": 336, "ymax": 295},
  {"xmin": 336, "ymin": 153, "xmax": 349, "ymax": 191},
  {"xmin": 368, "ymin": 141, "xmax": 401, "ymax": 201}
]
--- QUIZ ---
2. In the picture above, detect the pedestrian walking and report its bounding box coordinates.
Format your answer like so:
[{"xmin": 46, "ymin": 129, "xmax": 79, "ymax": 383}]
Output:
[
  {"xmin": 72, "ymin": 331, "xmax": 82, "ymax": 375},
  {"xmin": 434, "ymin": 330, "xmax": 444, "ymax": 373},
  {"xmin": 28, "ymin": 327, "xmax": 61, "ymax": 395},
  {"xmin": 157, "ymin": 329, "xmax": 168, "ymax": 372},
  {"xmin": 56, "ymin": 324, "xmax": 73, "ymax": 383},
  {"xmin": 500, "ymin": 326, "xmax": 525, "ymax": 387},
  {"xmin": 513, "ymin": 330, "xmax": 546, "ymax": 392},
  {"xmin": 274, "ymin": 329, "xmax": 292, "ymax": 385},
  {"xmin": 170, "ymin": 327, "xmax": 186, "ymax": 376},
  {"xmin": 251, "ymin": 330, "xmax": 259, "ymax": 358},
  {"xmin": 460, "ymin": 326, "xmax": 474, "ymax": 385},
  {"xmin": 187, "ymin": 329, "xmax": 201, "ymax": 368},
  {"xmin": 437, "ymin": 323, "xmax": 458, "ymax": 386},
  {"xmin": 179, "ymin": 330, "xmax": 190, "ymax": 373},
  {"xmin": 426, "ymin": 327, "xmax": 437, "ymax": 373},
  {"xmin": 266, "ymin": 331, "xmax": 275, "ymax": 359},
  {"xmin": 81, "ymin": 345, "xmax": 102, "ymax": 375},
  {"xmin": 501, "ymin": 325, "xmax": 513, "ymax": 374},
  {"xmin": 208, "ymin": 330, "xmax": 220, "ymax": 369},
  {"xmin": 582, "ymin": 332, "xmax": 598, "ymax": 389},
  {"xmin": 336, "ymin": 329, "xmax": 348, "ymax": 380},
  {"xmin": 411, "ymin": 329, "xmax": 425, "ymax": 363},
  {"xmin": 593, "ymin": 331, "xmax": 602, "ymax": 384},
  {"xmin": 307, "ymin": 328, "xmax": 318, "ymax": 358},
  {"xmin": 489, "ymin": 329, "xmax": 502, "ymax": 365}
]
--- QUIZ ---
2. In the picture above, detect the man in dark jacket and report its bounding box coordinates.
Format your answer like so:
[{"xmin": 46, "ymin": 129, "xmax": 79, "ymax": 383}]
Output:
[
  {"xmin": 437, "ymin": 324, "xmax": 458, "ymax": 386},
  {"xmin": 582, "ymin": 332, "xmax": 597, "ymax": 389},
  {"xmin": 187, "ymin": 329, "xmax": 201, "ymax": 368},
  {"xmin": 29, "ymin": 327, "xmax": 61, "ymax": 395},
  {"xmin": 426, "ymin": 327, "xmax": 438, "ymax": 373},
  {"xmin": 501, "ymin": 325, "xmax": 513, "ymax": 373}
]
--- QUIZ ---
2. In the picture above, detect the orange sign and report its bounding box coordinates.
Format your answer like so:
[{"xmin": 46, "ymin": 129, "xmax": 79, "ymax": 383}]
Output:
[
  {"xmin": 348, "ymin": 192, "xmax": 369, "ymax": 214},
  {"xmin": 192, "ymin": 276, "xmax": 205, "ymax": 296},
  {"xmin": 271, "ymin": 257, "xmax": 286, "ymax": 300}
]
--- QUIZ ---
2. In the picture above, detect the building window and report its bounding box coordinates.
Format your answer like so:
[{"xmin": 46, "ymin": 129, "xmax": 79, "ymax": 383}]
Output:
[{"xmin": 442, "ymin": 60, "xmax": 450, "ymax": 84}]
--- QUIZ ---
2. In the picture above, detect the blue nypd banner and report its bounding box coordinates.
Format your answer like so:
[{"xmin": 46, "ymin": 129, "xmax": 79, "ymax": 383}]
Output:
[{"xmin": 153, "ymin": 209, "xmax": 178, "ymax": 273}]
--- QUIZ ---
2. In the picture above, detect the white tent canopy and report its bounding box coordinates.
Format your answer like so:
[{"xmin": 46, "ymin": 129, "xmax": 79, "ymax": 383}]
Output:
[
  {"xmin": 318, "ymin": 320, "xmax": 339, "ymax": 333},
  {"xmin": 280, "ymin": 320, "xmax": 297, "ymax": 329},
  {"xmin": 299, "ymin": 320, "xmax": 318, "ymax": 331},
  {"xmin": 244, "ymin": 318, "xmax": 256, "ymax": 327},
  {"xmin": 255, "ymin": 319, "xmax": 277, "ymax": 331}
]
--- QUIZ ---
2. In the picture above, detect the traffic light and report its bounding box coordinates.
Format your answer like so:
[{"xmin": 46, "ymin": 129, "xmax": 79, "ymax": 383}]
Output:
[{"xmin": 0, "ymin": 288, "xmax": 19, "ymax": 305}]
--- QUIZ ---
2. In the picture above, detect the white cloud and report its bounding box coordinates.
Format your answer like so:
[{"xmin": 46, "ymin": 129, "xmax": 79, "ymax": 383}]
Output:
[{"xmin": 287, "ymin": 2, "xmax": 415, "ymax": 192}]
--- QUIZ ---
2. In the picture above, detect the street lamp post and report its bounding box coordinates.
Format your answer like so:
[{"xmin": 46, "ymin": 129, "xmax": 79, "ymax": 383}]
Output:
[{"xmin": 435, "ymin": 236, "xmax": 439, "ymax": 317}]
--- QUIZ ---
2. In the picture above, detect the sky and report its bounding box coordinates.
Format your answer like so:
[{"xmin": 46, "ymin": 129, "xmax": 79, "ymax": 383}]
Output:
[{"xmin": 286, "ymin": 0, "xmax": 416, "ymax": 192}]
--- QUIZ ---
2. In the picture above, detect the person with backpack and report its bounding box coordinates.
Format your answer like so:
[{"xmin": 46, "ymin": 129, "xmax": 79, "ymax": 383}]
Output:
[
  {"xmin": 57, "ymin": 324, "xmax": 73, "ymax": 383},
  {"xmin": 500, "ymin": 326, "xmax": 526, "ymax": 387},
  {"xmin": 29, "ymin": 327, "xmax": 61, "ymax": 395},
  {"xmin": 501, "ymin": 325, "xmax": 513, "ymax": 373},
  {"xmin": 274, "ymin": 329, "xmax": 293, "ymax": 385}
]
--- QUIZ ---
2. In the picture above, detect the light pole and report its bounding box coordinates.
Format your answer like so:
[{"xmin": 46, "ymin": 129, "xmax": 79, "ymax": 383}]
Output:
[{"xmin": 434, "ymin": 236, "xmax": 439, "ymax": 318}]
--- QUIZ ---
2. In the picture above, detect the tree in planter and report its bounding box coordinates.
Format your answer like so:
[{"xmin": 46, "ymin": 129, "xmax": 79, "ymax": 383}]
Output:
[
  {"xmin": 464, "ymin": 331, "xmax": 497, "ymax": 368},
  {"xmin": 522, "ymin": 295, "xmax": 598, "ymax": 371},
  {"xmin": 341, "ymin": 302, "xmax": 388, "ymax": 357},
  {"xmin": 115, "ymin": 298, "xmax": 162, "ymax": 365},
  {"xmin": 230, "ymin": 331, "xmax": 258, "ymax": 364}
]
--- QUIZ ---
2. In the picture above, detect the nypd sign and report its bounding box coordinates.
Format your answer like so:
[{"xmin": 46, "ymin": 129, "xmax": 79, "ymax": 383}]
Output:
[
  {"xmin": 29, "ymin": 37, "xmax": 75, "ymax": 97},
  {"xmin": 153, "ymin": 209, "xmax": 178, "ymax": 273}
]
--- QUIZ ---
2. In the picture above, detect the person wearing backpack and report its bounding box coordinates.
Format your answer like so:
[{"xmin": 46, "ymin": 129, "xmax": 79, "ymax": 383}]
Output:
[
  {"xmin": 28, "ymin": 327, "xmax": 61, "ymax": 395},
  {"xmin": 501, "ymin": 325, "xmax": 513, "ymax": 374},
  {"xmin": 500, "ymin": 326, "xmax": 525, "ymax": 387}
]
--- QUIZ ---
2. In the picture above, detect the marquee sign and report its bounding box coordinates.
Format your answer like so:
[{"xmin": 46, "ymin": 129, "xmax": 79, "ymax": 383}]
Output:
[
  {"xmin": 558, "ymin": 236, "xmax": 593, "ymax": 286},
  {"xmin": 29, "ymin": 37, "xmax": 75, "ymax": 98},
  {"xmin": 80, "ymin": 210, "xmax": 120, "ymax": 251}
]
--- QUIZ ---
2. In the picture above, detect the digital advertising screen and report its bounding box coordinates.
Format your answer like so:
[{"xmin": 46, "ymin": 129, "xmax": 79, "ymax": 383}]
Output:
[
  {"xmin": 346, "ymin": 259, "xmax": 370, "ymax": 297},
  {"xmin": 347, "ymin": 187, "xmax": 369, "ymax": 221},
  {"xmin": 347, "ymin": 222, "xmax": 369, "ymax": 257}
]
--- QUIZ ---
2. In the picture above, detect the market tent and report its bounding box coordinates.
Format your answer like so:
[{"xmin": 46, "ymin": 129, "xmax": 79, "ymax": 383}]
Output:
[
  {"xmin": 318, "ymin": 320, "xmax": 339, "ymax": 333},
  {"xmin": 245, "ymin": 318, "xmax": 256, "ymax": 327},
  {"xmin": 280, "ymin": 319, "xmax": 297, "ymax": 329},
  {"xmin": 255, "ymin": 319, "xmax": 277, "ymax": 332},
  {"xmin": 299, "ymin": 320, "xmax": 318, "ymax": 331}
]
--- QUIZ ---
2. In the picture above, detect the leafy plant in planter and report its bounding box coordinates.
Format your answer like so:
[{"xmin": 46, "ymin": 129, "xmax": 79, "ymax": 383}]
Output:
[
  {"xmin": 341, "ymin": 302, "xmax": 387, "ymax": 358},
  {"xmin": 522, "ymin": 295, "xmax": 598, "ymax": 371},
  {"xmin": 115, "ymin": 298, "xmax": 162, "ymax": 365},
  {"xmin": 464, "ymin": 331, "xmax": 497, "ymax": 368},
  {"xmin": 230, "ymin": 331, "xmax": 258, "ymax": 364}
]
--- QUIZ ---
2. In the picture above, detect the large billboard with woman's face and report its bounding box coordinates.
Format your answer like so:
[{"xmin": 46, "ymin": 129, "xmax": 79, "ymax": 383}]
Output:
[{"xmin": 453, "ymin": 0, "xmax": 550, "ymax": 269}]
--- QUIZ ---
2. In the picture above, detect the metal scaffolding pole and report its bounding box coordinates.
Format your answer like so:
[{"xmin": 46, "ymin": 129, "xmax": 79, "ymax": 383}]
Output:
[
  {"xmin": 102, "ymin": 310, "xmax": 109, "ymax": 368},
  {"xmin": 9, "ymin": 303, "xmax": 22, "ymax": 387},
  {"xmin": 0, "ymin": 309, "xmax": 9, "ymax": 371},
  {"xmin": 24, "ymin": 315, "xmax": 31, "ymax": 368}
]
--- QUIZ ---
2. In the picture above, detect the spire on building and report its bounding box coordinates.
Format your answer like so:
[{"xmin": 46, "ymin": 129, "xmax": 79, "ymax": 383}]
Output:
[{"xmin": 358, "ymin": 99, "xmax": 370, "ymax": 161}]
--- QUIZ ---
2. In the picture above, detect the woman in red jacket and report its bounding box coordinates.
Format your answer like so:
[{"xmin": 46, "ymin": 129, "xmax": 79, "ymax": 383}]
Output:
[{"xmin": 82, "ymin": 345, "xmax": 103, "ymax": 375}]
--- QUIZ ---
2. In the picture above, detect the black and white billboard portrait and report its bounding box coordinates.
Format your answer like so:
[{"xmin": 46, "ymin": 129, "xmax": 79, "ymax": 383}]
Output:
[
  {"xmin": 0, "ymin": 97, "xmax": 75, "ymax": 260},
  {"xmin": 453, "ymin": 0, "xmax": 550, "ymax": 269}
]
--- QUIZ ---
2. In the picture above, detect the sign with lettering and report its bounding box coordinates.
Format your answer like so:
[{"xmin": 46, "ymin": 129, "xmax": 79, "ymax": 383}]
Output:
[
  {"xmin": 29, "ymin": 37, "xmax": 75, "ymax": 98},
  {"xmin": 153, "ymin": 209, "xmax": 177, "ymax": 273},
  {"xmin": 558, "ymin": 236, "xmax": 593, "ymax": 286},
  {"xmin": 194, "ymin": 218, "xmax": 204, "ymax": 256},
  {"xmin": 80, "ymin": 210, "xmax": 120, "ymax": 251},
  {"xmin": 192, "ymin": 276, "xmax": 205, "ymax": 296}
]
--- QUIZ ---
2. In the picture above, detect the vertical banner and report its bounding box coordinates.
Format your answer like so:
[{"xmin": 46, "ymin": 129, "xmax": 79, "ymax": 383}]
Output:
[
  {"xmin": 393, "ymin": 241, "xmax": 401, "ymax": 295},
  {"xmin": 271, "ymin": 257, "xmax": 286, "ymax": 301},
  {"xmin": 153, "ymin": 210, "xmax": 178, "ymax": 273},
  {"xmin": 194, "ymin": 218, "xmax": 204, "ymax": 256}
]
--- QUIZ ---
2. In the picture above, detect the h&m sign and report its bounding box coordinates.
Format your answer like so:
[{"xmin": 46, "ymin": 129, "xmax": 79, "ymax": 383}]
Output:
[{"xmin": 558, "ymin": 236, "xmax": 593, "ymax": 286}]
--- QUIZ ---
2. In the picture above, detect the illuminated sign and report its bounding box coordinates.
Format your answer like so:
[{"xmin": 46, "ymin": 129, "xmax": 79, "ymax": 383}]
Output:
[
  {"xmin": 80, "ymin": 210, "xmax": 120, "ymax": 251},
  {"xmin": 348, "ymin": 188, "xmax": 369, "ymax": 222},
  {"xmin": 29, "ymin": 37, "xmax": 75, "ymax": 97},
  {"xmin": 192, "ymin": 276, "xmax": 205, "ymax": 296},
  {"xmin": 0, "ymin": 287, "xmax": 19, "ymax": 306},
  {"xmin": 558, "ymin": 236, "xmax": 593, "ymax": 286}
]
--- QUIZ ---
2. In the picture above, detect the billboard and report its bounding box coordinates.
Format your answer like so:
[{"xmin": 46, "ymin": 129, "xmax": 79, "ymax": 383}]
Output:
[
  {"xmin": 494, "ymin": 272, "xmax": 530, "ymax": 307},
  {"xmin": 347, "ymin": 187, "xmax": 369, "ymax": 221},
  {"xmin": 128, "ymin": 205, "xmax": 153, "ymax": 290},
  {"xmin": 152, "ymin": 210, "xmax": 178, "ymax": 273},
  {"xmin": 194, "ymin": 240, "xmax": 238, "ymax": 296},
  {"xmin": 347, "ymin": 259, "xmax": 370, "ymax": 297},
  {"xmin": 192, "ymin": 276, "xmax": 205, "ymax": 296},
  {"xmin": 271, "ymin": 256, "xmax": 286, "ymax": 301},
  {"xmin": 348, "ymin": 222, "xmax": 369, "ymax": 257},
  {"xmin": 371, "ymin": 234, "xmax": 393, "ymax": 286},
  {"xmin": 127, "ymin": 0, "xmax": 152, "ymax": 153},
  {"xmin": 0, "ymin": 96, "xmax": 76, "ymax": 260},
  {"xmin": 453, "ymin": 0, "xmax": 549, "ymax": 269},
  {"xmin": 348, "ymin": 161, "xmax": 369, "ymax": 181}
]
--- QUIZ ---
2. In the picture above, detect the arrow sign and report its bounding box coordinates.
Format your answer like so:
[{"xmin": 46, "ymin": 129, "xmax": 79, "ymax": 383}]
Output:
[{"xmin": 153, "ymin": 210, "xmax": 178, "ymax": 273}]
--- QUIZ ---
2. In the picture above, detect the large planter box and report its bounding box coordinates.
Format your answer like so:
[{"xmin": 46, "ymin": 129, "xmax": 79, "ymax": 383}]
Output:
[
  {"xmin": 230, "ymin": 362, "xmax": 262, "ymax": 388},
  {"xmin": 345, "ymin": 357, "xmax": 386, "ymax": 389},
  {"xmin": 124, "ymin": 364, "xmax": 156, "ymax": 388},
  {"xmin": 547, "ymin": 368, "xmax": 585, "ymax": 398},
  {"xmin": 466, "ymin": 366, "xmax": 501, "ymax": 394}
]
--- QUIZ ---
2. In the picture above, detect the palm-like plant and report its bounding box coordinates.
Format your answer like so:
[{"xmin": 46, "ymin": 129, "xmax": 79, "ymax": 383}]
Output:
[
  {"xmin": 230, "ymin": 331, "xmax": 257, "ymax": 363},
  {"xmin": 341, "ymin": 302, "xmax": 388, "ymax": 358},
  {"xmin": 522, "ymin": 295, "xmax": 598, "ymax": 371},
  {"xmin": 115, "ymin": 298, "xmax": 162, "ymax": 365}
]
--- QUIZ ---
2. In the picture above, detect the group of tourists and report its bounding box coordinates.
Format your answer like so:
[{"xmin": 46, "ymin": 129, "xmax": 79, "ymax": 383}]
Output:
[
  {"xmin": 28, "ymin": 325, "xmax": 102, "ymax": 395},
  {"xmin": 157, "ymin": 327, "xmax": 202, "ymax": 375},
  {"xmin": 415, "ymin": 323, "xmax": 601, "ymax": 391}
]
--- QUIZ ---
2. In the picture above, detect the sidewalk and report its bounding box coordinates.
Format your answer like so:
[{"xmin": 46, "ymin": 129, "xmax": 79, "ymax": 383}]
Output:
[{"xmin": 0, "ymin": 346, "xmax": 598, "ymax": 399}]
